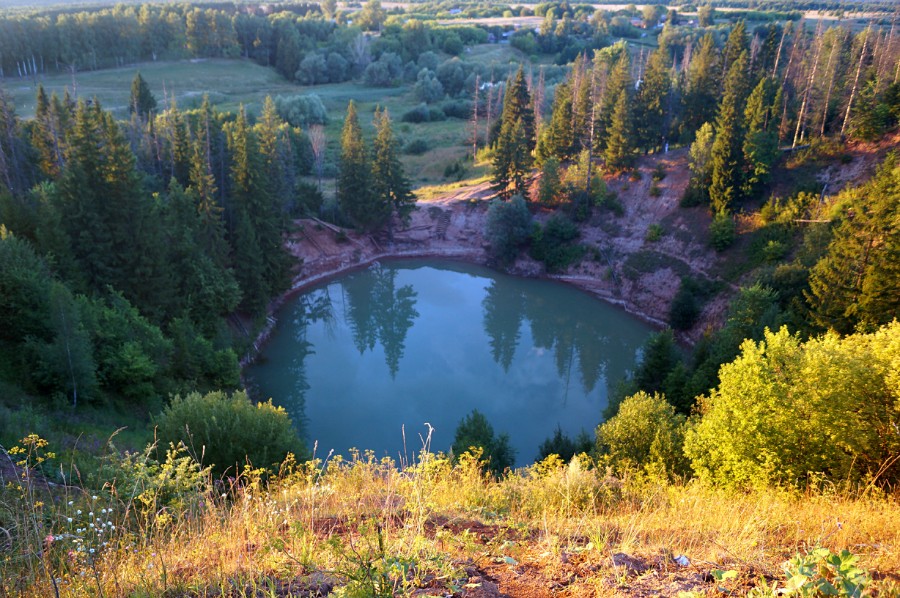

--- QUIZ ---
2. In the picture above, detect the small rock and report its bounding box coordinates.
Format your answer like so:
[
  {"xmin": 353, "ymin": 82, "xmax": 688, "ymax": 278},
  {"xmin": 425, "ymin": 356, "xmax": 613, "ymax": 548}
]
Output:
[
  {"xmin": 462, "ymin": 576, "xmax": 501, "ymax": 598},
  {"xmin": 611, "ymin": 552, "xmax": 648, "ymax": 574}
]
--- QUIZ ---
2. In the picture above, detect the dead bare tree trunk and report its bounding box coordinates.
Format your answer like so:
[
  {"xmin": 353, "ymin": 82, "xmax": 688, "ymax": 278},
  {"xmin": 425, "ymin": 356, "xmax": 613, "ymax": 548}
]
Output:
[
  {"xmin": 533, "ymin": 66, "xmax": 545, "ymax": 134},
  {"xmin": 840, "ymin": 27, "xmax": 870, "ymax": 139},
  {"xmin": 819, "ymin": 27, "xmax": 842, "ymax": 138},
  {"xmin": 470, "ymin": 75, "xmax": 480, "ymax": 159},
  {"xmin": 308, "ymin": 124, "xmax": 326, "ymax": 192},
  {"xmin": 793, "ymin": 20, "xmax": 824, "ymax": 148}
]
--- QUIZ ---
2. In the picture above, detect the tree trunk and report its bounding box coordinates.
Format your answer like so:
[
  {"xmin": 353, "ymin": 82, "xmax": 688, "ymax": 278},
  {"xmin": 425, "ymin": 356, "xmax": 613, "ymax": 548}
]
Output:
[
  {"xmin": 793, "ymin": 20, "xmax": 824, "ymax": 148},
  {"xmin": 840, "ymin": 27, "xmax": 870, "ymax": 139}
]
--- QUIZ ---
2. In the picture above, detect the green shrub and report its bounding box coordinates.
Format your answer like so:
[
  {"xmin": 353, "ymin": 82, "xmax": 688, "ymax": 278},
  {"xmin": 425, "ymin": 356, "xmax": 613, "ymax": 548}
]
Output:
[
  {"xmin": 529, "ymin": 214, "xmax": 584, "ymax": 272},
  {"xmin": 401, "ymin": 103, "xmax": 446, "ymax": 123},
  {"xmin": 485, "ymin": 195, "xmax": 532, "ymax": 265},
  {"xmin": 762, "ymin": 239, "xmax": 787, "ymax": 263},
  {"xmin": 680, "ymin": 183, "xmax": 707, "ymax": 207},
  {"xmin": 669, "ymin": 280, "xmax": 701, "ymax": 330},
  {"xmin": 649, "ymin": 183, "xmax": 662, "ymax": 197},
  {"xmin": 274, "ymin": 93, "xmax": 328, "ymax": 127},
  {"xmin": 709, "ymin": 211, "xmax": 736, "ymax": 251},
  {"xmin": 645, "ymin": 223, "xmax": 663, "ymax": 242},
  {"xmin": 155, "ymin": 390, "xmax": 306, "ymax": 477},
  {"xmin": 595, "ymin": 391, "xmax": 687, "ymax": 478},
  {"xmin": 771, "ymin": 548, "xmax": 871, "ymax": 598},
  {"xmin": 453, "ymin": 409, "xmax": 515, "ymax": 475},
  {"xmin": 685, "ymin": 323, "xmax": 900, "ymax": 489},
  {"xmin": 536, "ymin": 426, "xmax": 593, "ymax": 463},
  {"xmin": 403, "ymin": 138, "xmax": 429, "ymax": 155},
  {"xmin": 651, "ymin": 163, "xmax": 667, "ymax": 182}
]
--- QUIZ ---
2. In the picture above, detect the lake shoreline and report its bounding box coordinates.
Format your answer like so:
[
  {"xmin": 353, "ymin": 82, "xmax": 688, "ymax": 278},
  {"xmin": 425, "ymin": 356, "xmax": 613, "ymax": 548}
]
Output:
[{"xmin": 242, "ymin": 211, "xmax": 674, "ymax": 370}]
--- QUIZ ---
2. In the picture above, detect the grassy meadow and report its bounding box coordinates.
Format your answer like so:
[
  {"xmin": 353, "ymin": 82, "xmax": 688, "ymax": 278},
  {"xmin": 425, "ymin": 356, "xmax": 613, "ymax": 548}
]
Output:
[{"xmin": 2, "ymin": 48, "xmax": 522, "ymax": 190}]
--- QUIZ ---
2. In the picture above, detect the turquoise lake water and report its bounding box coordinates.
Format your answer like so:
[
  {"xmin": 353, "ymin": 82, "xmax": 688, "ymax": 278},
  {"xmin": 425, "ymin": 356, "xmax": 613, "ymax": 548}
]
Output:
[{"xmin": 244, "ymin": 260, "xmax": 655, "ymax": 465}]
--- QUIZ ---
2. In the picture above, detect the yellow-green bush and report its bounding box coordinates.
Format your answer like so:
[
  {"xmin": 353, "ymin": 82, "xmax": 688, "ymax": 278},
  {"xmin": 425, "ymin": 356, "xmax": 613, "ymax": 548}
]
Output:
[
  {"xmin": 155, "ymin": 390, "xmax": 306, "ymax": 477},
  {"xmin": 685, "ymin": 323, "xmax": 900, "ymax": 489}
]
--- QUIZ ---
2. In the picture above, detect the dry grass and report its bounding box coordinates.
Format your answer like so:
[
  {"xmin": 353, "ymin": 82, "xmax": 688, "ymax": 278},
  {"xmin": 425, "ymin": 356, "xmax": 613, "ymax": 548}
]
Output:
[{"xmin": 4, "ymin": 444, "xmax": 900, "ymax": 597}]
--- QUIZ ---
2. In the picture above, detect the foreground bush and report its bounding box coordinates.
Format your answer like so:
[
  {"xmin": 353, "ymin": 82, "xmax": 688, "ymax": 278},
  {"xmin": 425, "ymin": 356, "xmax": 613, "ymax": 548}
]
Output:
[
  {"xmin": 156, "ymin": 390, "xmax": 305, "ymax": 477},
  {"xmin": 685, "ymin": 323, "xmax": 900, "ymax": 489},
  {"xmin": 596, "ymin": 391, "xmax": 687, "ymax": 478}
]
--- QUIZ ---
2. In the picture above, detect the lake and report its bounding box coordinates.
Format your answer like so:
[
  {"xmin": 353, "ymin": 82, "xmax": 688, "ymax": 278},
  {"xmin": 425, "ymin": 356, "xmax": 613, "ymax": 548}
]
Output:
[{"xmin": 244, "ymin": 260, "xmax": 655, "ymax": 465}]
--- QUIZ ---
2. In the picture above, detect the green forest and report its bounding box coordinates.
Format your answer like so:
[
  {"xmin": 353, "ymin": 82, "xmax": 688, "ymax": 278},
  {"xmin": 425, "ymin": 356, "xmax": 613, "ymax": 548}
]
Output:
[{"xmin": 1, "ymin": 0, "xmax": 900, "ymax": 595}]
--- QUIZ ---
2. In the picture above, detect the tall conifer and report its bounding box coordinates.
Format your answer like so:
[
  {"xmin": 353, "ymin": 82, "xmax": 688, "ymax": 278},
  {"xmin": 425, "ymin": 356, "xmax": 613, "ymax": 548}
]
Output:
[
  {"xmin": 337, "ymin": 101, "xmax": 379, "ymax": 230},
  {"xmin": 709, "ymin": 52, "xmax": 750, "ymax": 213},
  {"xmin": 372, "ymin": 107, "xmax": 414, "ymax": 239}
]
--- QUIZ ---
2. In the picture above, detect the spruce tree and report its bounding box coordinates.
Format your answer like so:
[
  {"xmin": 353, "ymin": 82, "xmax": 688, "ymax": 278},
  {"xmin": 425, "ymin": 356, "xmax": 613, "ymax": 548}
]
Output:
[
  {"xmin": 682, "ymin": 33, "xmax": 720, "ymax": 137},
  {"xmin": 535, "ymin": 156, "xmax": 561, "ymax": 205},
  {"xmin": 162, "ymin": 180, "xmax": 240, "ymax": 335},
  {"xmin": 636, "ymin": 43, "xmax": 672, "ymax": 153},
  {"xmin": 496, "ymin": 67, "xmax": 535, "ymax": 151},
  {"xmin": 709, "ymin": 52, "xmax": 750, "ymax": 213},
  {"xmin": 571, "ymin": 53, "xmax": 593, "ymax": 150},
  {"xmin": 605, "ymin": 92, "xmax": 635, "ymax": 171},
  {"xmin": 253, "ymin": 97, "xmax": 293, "ymax": 296},
  {"xmin": 337, "ymin": 101, "xmax": 380, "ymax": 230},
  {"xmin": 806, "ymin": 154, "xmax": 900, "ymax": 333},
  {"xmin": 189, "ymin": 101, "xmax": 230, "ymax": 268},
  {"xmin": 31, "ymin": 85, "xmax": 66, "ymax": 180},
  {"xmin": 742, "ymin": 77, "xmax": 780, "ymax": 198},
  {"xmin": 371, "ymin": 107, "xmax": 415, "ymax": 239},
  {"xmin": 129, "ymin": 72, "xmax": 158, "ymax": 120},
  {"xmin": 492, "ymin": 117, "xmax": 533, "ymax": 199},
  {"xmin": 722, "ymin": 21, "xmax": 748, "ymax": 76},
  {"xmin": 57, "ymin": 101, "xmax": 171, "ymax": 319},
  {"xmin": 537, "ymin": 81, "xmax": 575, "ymax": 163},
  {"xmin": 594, "ymin": 51, "xmax": 630, "ymax": 153},
  {"xmin": 226, "ymin": 106, "xmax": 270, "ymax": 314}
]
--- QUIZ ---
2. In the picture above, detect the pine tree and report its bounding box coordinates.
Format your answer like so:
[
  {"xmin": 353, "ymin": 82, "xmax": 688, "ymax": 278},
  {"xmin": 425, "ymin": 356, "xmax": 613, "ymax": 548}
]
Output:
[
  {"xmin": 535, "ymin": 156, "xmax": 561, "ymax": 205},
  {"xmin": 806, "ymin": 154, "xmax": 900, "ymax": 333},
  {"xmin": 371, "ymin": 107, "xmax": 415, "ymax": 240},
  {"xmin": 722, "ymin": 21, "xmax": 748, "ymax": 76},
  {"xmin": 536, "ymin": 81, "xmax": 575, "ymax": 163},
  {"xmin": 605, "ymin": 92, "xmax": 635, "ymax": 171},
  {"xmin": 226, "ymin": 106, "xmax": 270, "ymax": 314},
  {"xmin": 742, "ymin": 77, "xmax": 780, "ymax": 198},
  {"xmin": 682, "ymin": 33, "xmax": 720, "ymax": 137},
  {"xmin": 337, "ymin": 101, "xmax": 380, "ymax": 230},
  {"xmin": 492, "ymin": 117, "xmax": 533, "ymax": 199},
  {"xmin": 594, "ymin": 51, "xmax": 631, "ymax": 153},
  {"xmin": 495, "ymin": 67, "xmax": 535, "ymax": 151},
  {"xmin": 709, "ymin": 52, "xmax": 750, "ymax": 213},
  {"xmin": 129, "ymin": 72, "xmax": 157, "ymax": 120},
  {"xmin": 636, "ymin": 43, "xmax": 672, "ymax": 153}
]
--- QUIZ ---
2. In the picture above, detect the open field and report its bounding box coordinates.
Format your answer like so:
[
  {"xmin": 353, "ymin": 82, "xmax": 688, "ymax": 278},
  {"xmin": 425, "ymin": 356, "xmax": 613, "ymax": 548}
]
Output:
[{"xmin": 1, "ymin": 52, "xmax": 523, "ymax": 188}]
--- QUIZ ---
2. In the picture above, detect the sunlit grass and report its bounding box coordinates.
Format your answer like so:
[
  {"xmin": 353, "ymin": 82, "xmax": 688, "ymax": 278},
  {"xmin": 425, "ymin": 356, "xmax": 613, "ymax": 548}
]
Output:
[{"xmin": 4, "ymin": 437, "xmax": 900, "ymax": 597}]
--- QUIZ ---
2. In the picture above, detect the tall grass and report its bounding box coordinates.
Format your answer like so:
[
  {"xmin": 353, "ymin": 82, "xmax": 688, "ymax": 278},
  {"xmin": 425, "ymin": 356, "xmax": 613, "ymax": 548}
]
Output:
[{"xmin": 3, "ymin": 435, "xmax": 899, "ymax": 597}]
